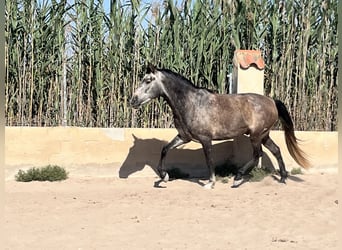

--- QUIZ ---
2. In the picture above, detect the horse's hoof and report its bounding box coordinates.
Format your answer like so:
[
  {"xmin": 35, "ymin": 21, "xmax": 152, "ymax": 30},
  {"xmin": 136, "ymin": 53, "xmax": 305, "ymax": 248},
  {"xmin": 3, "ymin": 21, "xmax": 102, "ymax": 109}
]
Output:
[
  {"xmin": 162, "ymin": 172, "xmax": 169, "ymax": 182},
  {"xmin": 231, "ymin": 178, "xmax": 244, "ymax": 188},
  {"xmin": 280, "ymin": 178, "xmax": 286, "ymax": 184},
  {"xmin": 204, "ymin": 182, "xmax": 215, "ymax": 189}
]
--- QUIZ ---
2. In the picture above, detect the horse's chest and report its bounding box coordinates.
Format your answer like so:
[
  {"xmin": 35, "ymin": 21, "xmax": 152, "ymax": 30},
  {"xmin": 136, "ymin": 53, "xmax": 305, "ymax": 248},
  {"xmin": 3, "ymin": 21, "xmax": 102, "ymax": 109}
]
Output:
[
  {"xmin": 173, "ymin": 94, "xmax": 220, "ymax": 138},
  {"xmin": 174, "ymin": 122, "xmax": 193, "ymax": 140}
]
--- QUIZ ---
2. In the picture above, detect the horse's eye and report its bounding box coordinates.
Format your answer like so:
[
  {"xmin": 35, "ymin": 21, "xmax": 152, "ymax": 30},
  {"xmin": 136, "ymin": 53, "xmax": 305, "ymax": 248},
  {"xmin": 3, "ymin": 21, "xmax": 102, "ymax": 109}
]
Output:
[{"xmin": 145, "ymin": 77, "xmax": 155, "ymax": 84}]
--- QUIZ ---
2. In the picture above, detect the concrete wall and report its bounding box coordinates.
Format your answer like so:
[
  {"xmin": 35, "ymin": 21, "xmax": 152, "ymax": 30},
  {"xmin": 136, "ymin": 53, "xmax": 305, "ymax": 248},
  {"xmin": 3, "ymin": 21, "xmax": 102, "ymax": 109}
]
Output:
[{"xmin": 5, "ymin": 127, "xmax": 338, "ymax": 180}]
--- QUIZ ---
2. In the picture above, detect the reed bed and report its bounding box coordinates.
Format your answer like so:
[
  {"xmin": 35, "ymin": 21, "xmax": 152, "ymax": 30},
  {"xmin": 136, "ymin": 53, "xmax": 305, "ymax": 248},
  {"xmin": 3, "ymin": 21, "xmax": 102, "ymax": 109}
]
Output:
[{"xmin": 5, "ymin": 0, "xmax": 338, "ymax": 130}]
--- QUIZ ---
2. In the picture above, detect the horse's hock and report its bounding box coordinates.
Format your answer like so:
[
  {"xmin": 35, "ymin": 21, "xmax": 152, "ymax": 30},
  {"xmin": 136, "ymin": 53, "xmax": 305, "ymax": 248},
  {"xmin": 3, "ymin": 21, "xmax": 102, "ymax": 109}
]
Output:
[{"xmin": 232, "ymin": 50, "xmax": 265, "ymax": 95}]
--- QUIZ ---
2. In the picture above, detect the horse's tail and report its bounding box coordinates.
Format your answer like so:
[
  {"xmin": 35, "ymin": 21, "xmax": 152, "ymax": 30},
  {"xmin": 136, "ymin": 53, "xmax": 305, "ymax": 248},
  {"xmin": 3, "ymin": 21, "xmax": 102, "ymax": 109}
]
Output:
[{"xmin": 275, "ymin": 100, "xmax": 311, "ymax": 169}]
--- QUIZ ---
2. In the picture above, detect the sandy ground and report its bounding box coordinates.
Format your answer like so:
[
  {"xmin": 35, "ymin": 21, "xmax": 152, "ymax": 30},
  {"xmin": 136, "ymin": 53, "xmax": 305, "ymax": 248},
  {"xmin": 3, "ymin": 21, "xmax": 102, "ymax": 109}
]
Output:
[{"xmin": 4, "ymin": 173, "xmax": 338, "ymax": 250}]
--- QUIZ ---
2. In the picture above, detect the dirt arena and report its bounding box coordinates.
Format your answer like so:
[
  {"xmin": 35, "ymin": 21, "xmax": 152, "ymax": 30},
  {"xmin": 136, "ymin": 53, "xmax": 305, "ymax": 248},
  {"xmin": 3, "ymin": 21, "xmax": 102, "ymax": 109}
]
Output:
[{"xmin": 4, "ymin": 172, "xmax": 338, "ymax": 250}]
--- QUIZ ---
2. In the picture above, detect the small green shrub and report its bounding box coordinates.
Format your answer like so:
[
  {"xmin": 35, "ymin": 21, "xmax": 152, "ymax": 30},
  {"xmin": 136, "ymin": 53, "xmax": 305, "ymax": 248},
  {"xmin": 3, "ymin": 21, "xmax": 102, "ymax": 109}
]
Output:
[
  {"xmin": 15, "ymin": 165, "xmax": 68, "ymax": 182},
  {"xmin": 249, "ymin": 167, "xmax": 272, "ymax": 182},
  {"xmin": 214, "ymin": 162, "xmax": 240, "ymax": 184},
  {"xmin": 216, "ymin": 176, "xmax": 230, "ymax": 184},
  {"xmin": 290, "ymin": 167, "xmax": 303, "ymax": 175}
]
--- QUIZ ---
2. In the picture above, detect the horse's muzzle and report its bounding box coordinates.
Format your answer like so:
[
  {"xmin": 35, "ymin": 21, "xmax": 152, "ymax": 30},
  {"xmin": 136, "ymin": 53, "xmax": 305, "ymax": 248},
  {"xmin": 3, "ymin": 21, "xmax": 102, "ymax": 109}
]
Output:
[{"xmin": 130, "ymin": 95, "xmax": 140, "ymax": 109}]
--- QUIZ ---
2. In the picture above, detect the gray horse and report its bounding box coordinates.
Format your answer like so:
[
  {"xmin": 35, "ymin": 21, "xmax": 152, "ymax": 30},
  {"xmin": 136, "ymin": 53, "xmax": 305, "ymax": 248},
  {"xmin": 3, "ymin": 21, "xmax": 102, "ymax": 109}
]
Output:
[{"xmin": 130, "ymin": 64, "xmax": 310, "ymax": 188}]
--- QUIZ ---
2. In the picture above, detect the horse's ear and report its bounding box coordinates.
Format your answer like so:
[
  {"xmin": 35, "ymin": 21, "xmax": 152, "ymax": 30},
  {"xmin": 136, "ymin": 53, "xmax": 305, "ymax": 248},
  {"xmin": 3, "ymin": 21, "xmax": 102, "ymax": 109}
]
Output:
[
  {"xmin": 146, "ymin": 63, "xmax": 156, "ymax": 74},
  {"xmin": 132, "ymin": 134, "xmax": 138, "ymax": 141}
]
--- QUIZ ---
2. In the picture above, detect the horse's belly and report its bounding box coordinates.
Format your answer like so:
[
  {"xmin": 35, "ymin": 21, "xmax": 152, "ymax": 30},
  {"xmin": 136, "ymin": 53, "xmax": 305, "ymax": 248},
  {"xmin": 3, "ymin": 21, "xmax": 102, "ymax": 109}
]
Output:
[
  {"xmin": 187, "ymin": 121, "xmax": 248, "ymax": 141},
  {"xmin": 183, "ymin": 111, "xmax": 249, "ymax": 140},
  {"xmin": 211, "ymin": 127, "xmax": 248, "ymax": 140}
]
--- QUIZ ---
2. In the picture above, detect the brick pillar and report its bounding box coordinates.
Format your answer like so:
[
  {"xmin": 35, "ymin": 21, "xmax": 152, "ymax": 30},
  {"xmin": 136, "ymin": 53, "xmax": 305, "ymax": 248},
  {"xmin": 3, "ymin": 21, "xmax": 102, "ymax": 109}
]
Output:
[
  {"xmin": 231, "ymin": 50, "xmax": 265, "ymax": 95},
  {"xmin": 231, "ymin": 50, "xmax": 266, "ymax": 170}
]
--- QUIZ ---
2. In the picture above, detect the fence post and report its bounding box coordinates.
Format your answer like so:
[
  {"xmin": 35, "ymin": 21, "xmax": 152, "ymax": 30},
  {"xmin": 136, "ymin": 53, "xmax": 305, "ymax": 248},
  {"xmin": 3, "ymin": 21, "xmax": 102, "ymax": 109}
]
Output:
[
  {"xmin": 231, "ymin": 50, "xmax": 265, "ymax": 95},
  {"xmin": 231, "ymin": 50, "xmax": 266, "ymax": 169}
]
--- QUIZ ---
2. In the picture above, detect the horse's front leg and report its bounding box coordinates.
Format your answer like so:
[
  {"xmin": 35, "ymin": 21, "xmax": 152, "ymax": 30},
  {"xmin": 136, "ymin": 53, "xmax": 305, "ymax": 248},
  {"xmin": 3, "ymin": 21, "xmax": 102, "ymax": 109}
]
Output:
[
  {"xmin": 200, "ymin": 138, "xmax": 216, "ymax": 189},
  {"xmin": 157, "ymin": 135, "xmax": 187, "ymax": 182}
]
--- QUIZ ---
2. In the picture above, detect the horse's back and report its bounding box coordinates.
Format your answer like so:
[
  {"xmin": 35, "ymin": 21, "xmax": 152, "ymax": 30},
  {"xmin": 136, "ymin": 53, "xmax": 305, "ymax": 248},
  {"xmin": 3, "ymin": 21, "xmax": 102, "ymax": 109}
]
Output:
[
  {"xmin": 214, "ymin": 93, "xmax": 278, "ymax": 135},
  {"xmin": 176, "ymin": 91, "xmax": 278, "ymax": 140}
]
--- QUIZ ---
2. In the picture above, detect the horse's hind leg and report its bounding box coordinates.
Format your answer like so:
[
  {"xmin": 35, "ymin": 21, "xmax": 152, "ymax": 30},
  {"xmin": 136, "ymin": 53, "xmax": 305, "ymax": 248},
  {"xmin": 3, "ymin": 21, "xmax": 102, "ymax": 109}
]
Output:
[
  {"xmin": 262, "ymin": 136, "xmax": 287, "ymax": 183},
  {"xmin": 232, "ymin": 138, "xmax": 262, "ymax": 188},
  {"xmin": 157, "ymin": 135, "xmax": 188, "ymax": 182}
]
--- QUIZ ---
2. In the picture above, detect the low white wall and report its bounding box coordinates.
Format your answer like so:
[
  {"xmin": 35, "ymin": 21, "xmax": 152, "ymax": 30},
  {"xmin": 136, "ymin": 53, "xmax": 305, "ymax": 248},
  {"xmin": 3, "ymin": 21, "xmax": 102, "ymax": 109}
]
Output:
[{"xmin": 5, "ymin": 127, "xmax": 338, "ymax": 180}]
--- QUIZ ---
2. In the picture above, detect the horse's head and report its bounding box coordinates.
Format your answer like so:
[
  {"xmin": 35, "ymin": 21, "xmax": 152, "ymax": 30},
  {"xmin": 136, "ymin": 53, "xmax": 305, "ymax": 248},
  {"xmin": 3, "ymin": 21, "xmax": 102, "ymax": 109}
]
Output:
[{"xmin": 130, "ymin": 64, "xmax": 164, "ymax": 108}]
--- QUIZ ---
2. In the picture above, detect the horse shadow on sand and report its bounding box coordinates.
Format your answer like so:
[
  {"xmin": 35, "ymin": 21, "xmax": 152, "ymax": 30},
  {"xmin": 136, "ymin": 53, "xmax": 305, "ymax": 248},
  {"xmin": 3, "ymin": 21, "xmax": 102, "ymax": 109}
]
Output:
[{"xmin": 119, "ymin": 135, "xmax": 304, "ymax": 186}]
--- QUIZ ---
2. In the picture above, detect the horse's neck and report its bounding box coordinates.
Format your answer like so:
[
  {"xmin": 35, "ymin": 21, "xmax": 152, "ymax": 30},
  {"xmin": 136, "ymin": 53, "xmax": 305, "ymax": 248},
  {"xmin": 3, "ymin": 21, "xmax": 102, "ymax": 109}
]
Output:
[
  {"xmin": 161, "ymin": 80, "xmax": 201, "ymax": 124},
  {"xmin": 162, "ymin": 80, "xmax": 196, "ymax": 107}
]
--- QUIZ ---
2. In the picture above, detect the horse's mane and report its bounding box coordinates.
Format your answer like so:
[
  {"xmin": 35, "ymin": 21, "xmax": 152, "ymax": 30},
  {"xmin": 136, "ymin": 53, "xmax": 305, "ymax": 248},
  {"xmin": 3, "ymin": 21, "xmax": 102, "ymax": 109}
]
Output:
[{"xmin": 159, "ymin": 68, "xmax": 214, "ymax": 93}]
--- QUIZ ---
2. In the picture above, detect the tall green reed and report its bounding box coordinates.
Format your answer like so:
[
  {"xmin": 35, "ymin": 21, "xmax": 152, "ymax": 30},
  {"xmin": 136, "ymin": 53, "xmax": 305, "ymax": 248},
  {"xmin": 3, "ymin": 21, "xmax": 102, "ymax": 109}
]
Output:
[{"xmin": 5, "ymin": 0, "xmax": 338, "ymax": 130}]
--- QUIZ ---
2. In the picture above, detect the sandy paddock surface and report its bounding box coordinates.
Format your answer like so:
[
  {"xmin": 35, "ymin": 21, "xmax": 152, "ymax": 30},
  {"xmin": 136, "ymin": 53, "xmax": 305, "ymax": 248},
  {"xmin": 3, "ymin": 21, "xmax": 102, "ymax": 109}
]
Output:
[{"xmin": 4, "ymin": 173, "xmax": 338, "ymax": 250}]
